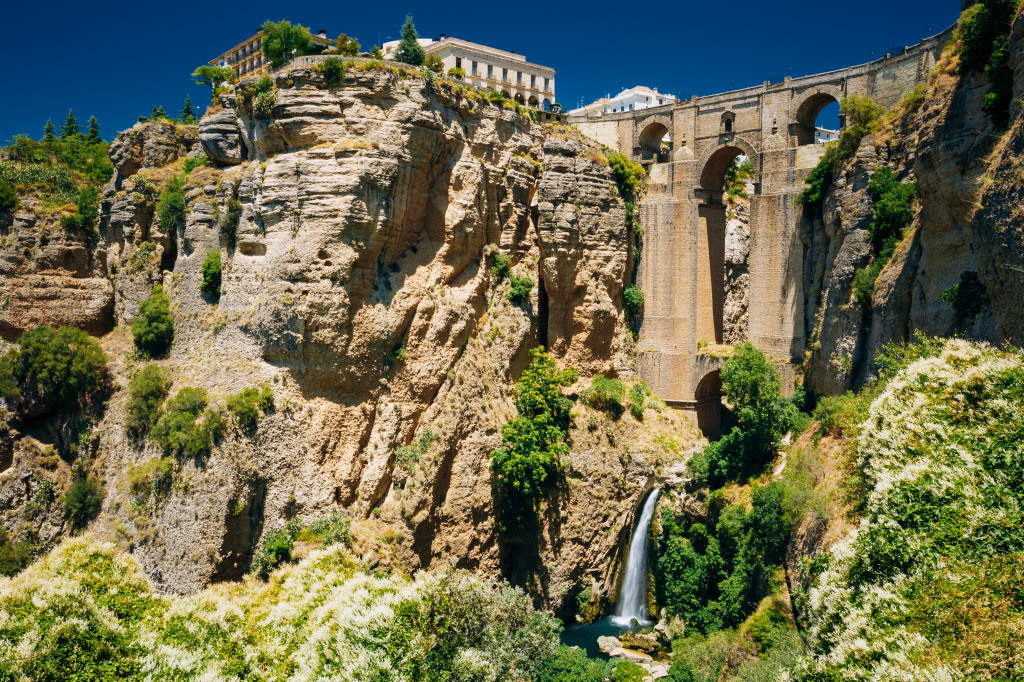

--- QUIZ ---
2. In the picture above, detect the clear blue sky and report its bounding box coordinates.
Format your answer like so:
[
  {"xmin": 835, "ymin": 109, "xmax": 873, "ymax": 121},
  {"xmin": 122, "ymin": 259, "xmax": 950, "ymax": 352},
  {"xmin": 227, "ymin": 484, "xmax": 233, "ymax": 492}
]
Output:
[{"xmin": 0, "ymin": 1, "xmax": 960, "ymax": 143}]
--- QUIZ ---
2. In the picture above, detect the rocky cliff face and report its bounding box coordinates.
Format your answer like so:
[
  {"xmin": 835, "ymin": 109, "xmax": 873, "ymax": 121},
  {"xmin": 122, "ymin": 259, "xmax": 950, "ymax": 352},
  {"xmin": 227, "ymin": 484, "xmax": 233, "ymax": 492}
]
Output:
[
  {"xmin": 801, "ymin": 19, "xmax": 1024, "ymax": 395},
  {"xmin": 0, "ymin": 64, "xmax": 697, "ymax": 617},
  {"xmin": 723, "ymin": 189, "xmax": 751, "ymax": 345}
]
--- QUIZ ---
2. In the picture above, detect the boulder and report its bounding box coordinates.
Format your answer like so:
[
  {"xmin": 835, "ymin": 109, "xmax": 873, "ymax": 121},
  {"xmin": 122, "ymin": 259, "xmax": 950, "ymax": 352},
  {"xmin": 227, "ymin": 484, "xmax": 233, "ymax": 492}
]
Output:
[
  {"xmin": 609, "ymin": 647, "xmax": 653, "ymax": 664},
  {"xmin": 598, "ymin": 635, "xmax": 622, "ymax": 655},
  {"xmin": 200, "ymin": 108, "xmax": 245, "ymax": 165}
]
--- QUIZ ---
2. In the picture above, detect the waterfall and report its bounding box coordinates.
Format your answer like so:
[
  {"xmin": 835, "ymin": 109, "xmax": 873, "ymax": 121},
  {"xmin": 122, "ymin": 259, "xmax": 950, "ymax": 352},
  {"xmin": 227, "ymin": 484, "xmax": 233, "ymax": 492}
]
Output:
[{"xmin": 611, "ymin": 489, "xmax": 660, "ymax": 626}]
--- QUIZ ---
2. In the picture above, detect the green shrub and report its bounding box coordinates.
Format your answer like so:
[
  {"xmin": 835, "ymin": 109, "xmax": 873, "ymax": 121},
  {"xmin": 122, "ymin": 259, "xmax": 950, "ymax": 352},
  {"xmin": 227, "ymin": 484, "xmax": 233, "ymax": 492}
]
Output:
[
  {"xmin": 157, "ymin": 173, "xmax": 186, "ymax": 232},
  {"xmin": 305, "ymin": 512, "xmax": 352, "ymax": 546},
  {"xmin": 508, "ymin": 274, "xmax": 533, "ymax": 304},
  {"xmin": 126, "ymin": 364, "xmax": 171, "ymax": 436},
  {"xmin": 667, "ymin": 661, "xmax": 697, "ymax": 682},
  {"xmin": 319, "ymin": 56, "xmax": 345, "ymax": 86},
  {"xmin": 132, "ymin": 285, "xmax": 174, "ymax": 357},
  {"xmin": 77, "ymin": 185, "xmax": 100, "ymax": 233},
  {"xmin": 941, "ymin": 270, "xmax": 989, "ymax": 320},
  {"xmin": 613, "ymin": 660, "xmax": 647, "ymax": 682},
  {"xmin": 629, "ymin": 383, "xmax": 646, "ymax": 420},
  {"xmin": 795, "ymin": 144, "xmax": 839, "ymax": 219},
  {"xmin": 128, "ymin": 457, "xmax": 176, "ymax": 500},
  {"xmin": 583, "ymin": 374, "xmax": 626, "ymax": 418},
  {"xmin": 536, "ymin": 645, "xmax": 612, "ymax": 682},
  {"xmin": 0, "ymin": 526, "xmax": 32, "ymax": 577},
  {"xmin": 491, "ymin": 348, "xmax": 578, "ymax": 541},
  {"xmin": 221, "ymin": 198, "xmax": 242, "ymax": 248},
  {"xmin": 447, "ymin": 67, "xmax": 465, "ymax": 78},
  {"xmin": 0, "ymin": 180, "xmax": 17, "ymax": 211},
  {"xmin": 250, "ymin": 526, "xmax": 296, "ymax": 580},
  {"xmin": 3, "ymin": 325, "xmax": 107, "ymax": 408},
  {"xmin": 64, "ymin": 475, "xmax": 104, "ymax": 530},
  {"xmin": 866, "ymin": 168, "xmax": 917, "ymax": 256},
  {"xmin": 623, "ymin": 284, "xmax": 644, "ymax": 315},
  {"xmin": 200, "ymin": 249, "xmax": 222, "ymax": 298},
  {"xmin": 226, "ymin": 384, "xmax": 274, "ymax": 432},
  {"xmin": 608, "ymin": 152, "xmax": 645, "ymax": 198},
  {"xmin": 150, "ymin": 387, "xmax": 226, "ymax": 458},
  {"xmin": 183, "ymin": 153, "xmax": 207, "ymax": 174},
  {"xmin": 395, "ymin": 427, "xmax": 438, "ymax": 473},
  {"xmin": 957, "ymin": 0, "xmax": 1016, "ymax": 128},
  {"xmin": 490, "ymin": 252, "xmax": 511, "ymax": 280},
  {"xmin": 252, "ymin": 88, "xmax": 275, "ymax": 117}
]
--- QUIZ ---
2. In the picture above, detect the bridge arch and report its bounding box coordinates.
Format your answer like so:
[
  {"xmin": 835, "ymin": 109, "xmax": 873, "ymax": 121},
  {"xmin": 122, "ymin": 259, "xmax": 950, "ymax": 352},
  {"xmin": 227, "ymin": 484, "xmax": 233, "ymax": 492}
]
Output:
[
  {"xmin": 697, "ymin": 137, "xmax": 759, "ymax": 193},
  {"xmin": 694, "ymin": 370, "xmax": 723, "ymax": 435},
  {"xmin": 635, "ymin": 114, "xmax": 673, "ymax": 151},
  {"xmin": 792, "ymin": 84, "xmax": 845, "ymax": 146}
]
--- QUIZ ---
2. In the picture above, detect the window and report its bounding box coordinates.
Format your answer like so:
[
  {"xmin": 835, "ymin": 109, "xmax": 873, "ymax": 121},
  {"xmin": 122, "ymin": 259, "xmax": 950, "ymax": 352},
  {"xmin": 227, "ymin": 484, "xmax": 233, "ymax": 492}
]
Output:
[
  {"xmin": 517, "ymin": 71, "xmax": 522, "ymax": 85},
  {"xmin": 487, "ymin": 64, "xmax": 493, "ymax": 78},
  {"xmin": 472, "ymin": 60, "xmax": 478, "ymax": 75},
  {"xmin": 629, "ymin": 104, "xmax": 634, "ymax": 111},
  {"xmin": 502, "ymin": 67, "xmax": 508, "ymax": 82},
  {"xmin": 455, "ymin": 56, "xmax": 462, "ymax": 69},
  {"xmin": 544, "ymin": 77, "xmax": 550, "ymax": 91},
  {"xmin": 531, "ymin": 74, "xmax": 536, "ymax": 88}
]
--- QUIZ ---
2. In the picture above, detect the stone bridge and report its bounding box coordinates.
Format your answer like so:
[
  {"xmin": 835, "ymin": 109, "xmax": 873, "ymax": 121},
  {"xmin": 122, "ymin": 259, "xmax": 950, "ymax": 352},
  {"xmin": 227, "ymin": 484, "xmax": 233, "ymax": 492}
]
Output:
[{"xmin": 571, "ymin": 25, "xmax": 954, "ymax": 434}]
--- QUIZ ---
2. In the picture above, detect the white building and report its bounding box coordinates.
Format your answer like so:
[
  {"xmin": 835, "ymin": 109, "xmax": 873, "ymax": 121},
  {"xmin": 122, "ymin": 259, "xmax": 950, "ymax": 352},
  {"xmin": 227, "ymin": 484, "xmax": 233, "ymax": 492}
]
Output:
[
  {"xmin": 815, "ymin": 128, "xmax": 840, "ymax": 143},
  {"xmin": 570, "ymin": 86, "xmax": 677, "ymax": 116},
  {"xmin": 383, "ymin": 35, "xmax": 557, "ymax": 110}
]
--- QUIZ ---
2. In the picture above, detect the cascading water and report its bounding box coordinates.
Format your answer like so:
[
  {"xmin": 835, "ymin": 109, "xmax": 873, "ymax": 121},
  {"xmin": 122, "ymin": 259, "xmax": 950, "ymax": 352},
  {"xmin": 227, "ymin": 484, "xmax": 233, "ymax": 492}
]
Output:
[{"xmin": 611, "ymin": 489, "xmax": 660, "ymax": 626}]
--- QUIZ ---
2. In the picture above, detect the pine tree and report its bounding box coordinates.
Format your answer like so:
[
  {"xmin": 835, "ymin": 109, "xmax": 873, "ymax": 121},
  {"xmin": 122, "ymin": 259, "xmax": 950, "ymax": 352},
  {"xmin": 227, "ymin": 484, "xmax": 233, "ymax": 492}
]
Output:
[
  {"xmin": 394, "ymin": 15, "xmax": 425, "ymax": 66},
  {"xmin": 85, "ymin": 116, "xmax": 101, "ymax": 144},
  {"xmin": 60, "ymin": 109, "xmax": 80, "ymax": 139},
  {"xmin": 180, "ymin": 95, "xmax": 196, "ymax": 123},
  {"xmin": 151, "ymin": 105, "xmax": 168, "ymax": 121},
  {"xmin": 42, "ymin": 119, "xmax": 56, "ymax": 144}
]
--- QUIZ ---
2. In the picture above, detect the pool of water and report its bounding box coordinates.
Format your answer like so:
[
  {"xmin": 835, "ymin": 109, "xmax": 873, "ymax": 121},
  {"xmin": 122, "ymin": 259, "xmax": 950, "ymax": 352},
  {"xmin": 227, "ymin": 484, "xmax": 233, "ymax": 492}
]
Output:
[{"xmin": 559, "ymin": 617, "xmax": 655, "ymax": 659}]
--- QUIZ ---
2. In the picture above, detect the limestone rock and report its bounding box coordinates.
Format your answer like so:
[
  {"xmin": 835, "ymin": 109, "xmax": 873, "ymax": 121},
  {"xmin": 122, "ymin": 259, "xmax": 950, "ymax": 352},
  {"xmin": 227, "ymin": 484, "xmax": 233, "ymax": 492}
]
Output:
[
  {"xmin": 200, "ymin": 107, "xmax": 246, "ymax": 165},
  {"xmin": 108, "ymin": 121, "xmax": 197, "ymax": 178},
  {"xmin": 598, "ymin": 635, "xmax": 622, "ymax": 655},
  {"xmin": 609, "ymin": 647, "xmax": 653, "ymax": 664}
]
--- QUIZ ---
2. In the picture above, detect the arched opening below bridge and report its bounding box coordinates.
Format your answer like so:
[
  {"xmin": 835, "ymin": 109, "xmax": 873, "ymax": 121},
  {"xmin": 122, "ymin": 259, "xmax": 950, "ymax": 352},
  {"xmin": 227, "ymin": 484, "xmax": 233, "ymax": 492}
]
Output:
[
  {"xmin": 638, "ymin": 121, "xmax": 670, "ymax": 151},
  {"xmin": 795, "ymin": 93, "xmax": 841, "ymax": 146},
  {"xmin": 697, "ymin": 145, "xmax": 751, "ymax": 346},
  {"xmin": 694, "ymin": 370, "xmax": 723, "ymax": 436}
]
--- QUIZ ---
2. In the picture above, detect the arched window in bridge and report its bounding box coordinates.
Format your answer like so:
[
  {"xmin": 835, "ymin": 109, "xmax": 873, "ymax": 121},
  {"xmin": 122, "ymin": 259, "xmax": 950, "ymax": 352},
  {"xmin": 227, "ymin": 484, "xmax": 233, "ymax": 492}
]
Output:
[{"xmin": 721, "ymin": 111, "xmax": 736, "ymax": 135}]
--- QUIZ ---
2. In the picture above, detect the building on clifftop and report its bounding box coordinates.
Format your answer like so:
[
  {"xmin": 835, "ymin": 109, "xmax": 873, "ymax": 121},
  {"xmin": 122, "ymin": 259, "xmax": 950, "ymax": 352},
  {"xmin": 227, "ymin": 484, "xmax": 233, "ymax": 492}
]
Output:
[
  {"xmin": 209, "ymin": 29, "xmax": 333, "ymax": 79},
  {"xmin": 569, "ymin": 86, "xmax": 677, "ymax": 117},
  {"xmin": 384, "ymin": 35, "xmax": 557, "ymax": 110}
]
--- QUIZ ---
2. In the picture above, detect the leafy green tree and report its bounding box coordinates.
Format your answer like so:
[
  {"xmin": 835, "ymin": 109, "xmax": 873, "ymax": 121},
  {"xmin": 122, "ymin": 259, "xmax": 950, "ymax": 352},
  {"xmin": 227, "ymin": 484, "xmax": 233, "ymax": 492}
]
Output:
[
  {"xmin": 721, "ymin": 342, "xmax": 784, "ymax": 466},
  {"xmin": 747, "ymin": 483, "xmax": 788, "ymax": 566},
  {"xmin": 623, "ymin": 284, "xmax": 644, "ymax": 316},
  {"xmin": 334, "ymin": 32, "xmax": 360, "ymax": 56},
  {"xmin": 150, "ymin": 386, "xmax": 226, "ymax": 458},
  {"xmin": 42, "ymin": 119, "xmax": 57, "ymax": 143},
  {"xmin": 179, "ymin": 95, "xmax": 196, "ymax": 123},
  {"xmin": 535, "ymin": 645, "xmax": 611, "ymax": 682},
  {"xmin": 491, "ymin": 348, "xmax": 578, "ymax": 539},
  {"xmin": 200, "ymin": 250, "xmax": 221, "ymax": 298},
  {"xmin": 64, "ymin": 475, "xmax": 104, "ymax": 530},
  {"xmin": 393, "ymin": 15, "xmax": 426, "ymax": 66},
  {"xmin": 132, "ymin": 285, "xmax": 175, "ymax": 357},
  {"xmin": 192, "ymin": 65, "xmax": 236, "ymax": 103},
  {"xmin": 0, "ymin": 181, "xmax": 16, "ymax": 212},
  {"xmin": 77, "ymin": 186, "xmax": 100, "ymax": 233},
  {"xmin": 157, "ymin": 173, "xmax": 186, "ymax": 231},
  {"xmin": 6, "ymin": 326, "xmax": 108, "ymax": 408},
  {"xmin": 60, "ymin": 109, "xmax": 80, "ymax": 139},
  {"xmin": 261, "ymin": 19, "xmax": 313, "ymax": 68},
  {"xmin": 866, "ymin": 168, "xmax": 917, "ymax": 257},
  {"xmin": 370, "ymin": 44, "xmax": 384, "ymax": 59},
  {"xmin": 608, "ymin": 152, "xmax": 645, "ymax": 198},
  {"xmin": 127, "ymin": 364, "xmax": 172, "ymax": 436},
  {"xmin": 85, "ymin": 116, "xmax": 101, "ymax": 144},
  {"xmin": 423, "ymin": 55, "xmax": 444, "ymax": 74}
]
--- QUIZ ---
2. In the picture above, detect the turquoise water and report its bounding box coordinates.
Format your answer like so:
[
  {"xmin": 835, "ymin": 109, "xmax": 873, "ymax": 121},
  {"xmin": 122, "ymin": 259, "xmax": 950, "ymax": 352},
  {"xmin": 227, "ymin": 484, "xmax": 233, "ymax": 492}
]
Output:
[{"xmin": 559, "ymin": 617, "xmax": 654, "ymax": 658}]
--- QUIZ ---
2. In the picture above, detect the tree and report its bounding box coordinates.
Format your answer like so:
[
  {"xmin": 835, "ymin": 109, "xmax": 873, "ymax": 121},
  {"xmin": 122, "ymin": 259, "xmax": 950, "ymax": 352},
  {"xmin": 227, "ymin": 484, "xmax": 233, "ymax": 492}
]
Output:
[
  {"xmin": 60, "ymin": 109, "xmax": 80, "ymax": 139},
  {"xmin": 261, "ymin": 19, "xmax": 313, "ymax": 68},
  {"xmin": 192, "ymin": 65, "xmax": 236, "ymax": 102},
  {"xmin": 151, "ymin": 105, "xmax": 168, "ymax": 121},
  {"xmin": 0, "ymin": 181, "xmax": 16, "ymax": 212},
  {"xmin": 201, "ymin": 250, "xmax": 221, "ymax": 298},
  {"xmin": 720, "ymin": 342, "xmax": 784, "ymax": 465},
  {"xmin": 127, "ymin": 364, "xmax": 171, "ymax": 436},
  {"xmin": 423, "ymin": 55, "xmax": 444, "ymax": 74},
  {"xmin": 64, "ymin": 476, "xmax": 104, "ymax": 530},
  {"xmin": 132, "ymin": 285, "xmax": 175, "ymax": 357},
  {"xmin": 179, "ymin": 95, "xmax": 196, "ymax": 123},
  {"xmin": 85, "ymin": 116, "xmax": 101, "ymax": 144},
  {"xmin": 393, "ymin": 15, "xmax": 425, "ymax": 66},
  {"xmin": 334, "ymin": 32, "xmax": 359, "ymax": 56},
  {"xmin": 42, "ymin": 119, "xmax": 56, "ymax": 144},
  {"xmin": 8, "ymin": 326, "xmax": 108, "ymax": 408},
  {"xmin": 370, "ymin": 44, "xmax": 384, "ymax": 59}
]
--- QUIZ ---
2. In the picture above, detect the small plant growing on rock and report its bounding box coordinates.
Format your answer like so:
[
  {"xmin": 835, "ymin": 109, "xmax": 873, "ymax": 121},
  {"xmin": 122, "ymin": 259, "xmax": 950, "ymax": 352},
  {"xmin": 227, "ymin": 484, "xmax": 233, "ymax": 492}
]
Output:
[
  {"xmin": 157, "ymin": 173, "xmax": 186, "ymax": 232},
  {"xmin": 226, "ymin": 384, "xmax": 274, "ymax": 433},
  {"xmin": 508, "ymin": 274, "xmax": 534, "ymax": 304},
  {"xmin": 126, "ymin": 364, "xmax": 171, "ymax": 436},
  {"xmin": 200, "ymin": 249, "xmax": 222, "ymax": 298},
  {"xmin": 583, "ymin": 375, "xmax": 625, "ymax": 419},
  {"xmin": 490, "ymin": 252, "xmax": 511, "ymax": 280},
  {"xmin": 132, "ymin": 285, "xmax": 174, "ymax": 357},
  {"xmin": 395, "ymin": 427, "xmax": 438, "ymax": 474},
  {"xmin": 64, "ymin": 475, "xmax": 104, "ymax": 530},
  {"xmin": 623, "ymin": 285, "xmax": 644, "ymax": 316},
  {"xmin": 319, "ymin": 56, "xmax": 345, "ymax": 86},
  {"xmin": 221, "ymin": 198, "xmax": 242, "ymax": 248},
  {"xmin": 0, "ymin": 181, "xmax": 17, "ymax": 212},
  {"xmin": 0, "ymin": 325, "xmax": 108, "ymax": 409},
  {"xmin": 150, "ymin": 387, "xmax": 226, "ymax": 458}
]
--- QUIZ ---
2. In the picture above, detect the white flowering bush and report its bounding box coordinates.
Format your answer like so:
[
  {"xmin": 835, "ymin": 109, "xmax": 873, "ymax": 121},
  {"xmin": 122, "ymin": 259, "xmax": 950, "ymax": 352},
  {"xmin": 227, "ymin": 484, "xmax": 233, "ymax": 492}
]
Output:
[
  {"xmin": 801, "ymin": 340, "xmax": 1024, "ymax": 680},
  {"xmin": 0, "ymin": 538, "xmax": 560, "ymax": 681}
]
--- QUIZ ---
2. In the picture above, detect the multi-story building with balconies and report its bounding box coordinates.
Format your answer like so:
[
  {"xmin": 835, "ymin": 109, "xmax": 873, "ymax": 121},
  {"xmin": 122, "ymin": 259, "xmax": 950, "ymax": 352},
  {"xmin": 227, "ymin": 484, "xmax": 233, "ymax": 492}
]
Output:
[
  {"xmin": 383, "ymin": 35, "xmax": 557, "ymax": 110},
  {"xmin": 209, "ymin": 29, "xmax": 333, "ymax": 79}
]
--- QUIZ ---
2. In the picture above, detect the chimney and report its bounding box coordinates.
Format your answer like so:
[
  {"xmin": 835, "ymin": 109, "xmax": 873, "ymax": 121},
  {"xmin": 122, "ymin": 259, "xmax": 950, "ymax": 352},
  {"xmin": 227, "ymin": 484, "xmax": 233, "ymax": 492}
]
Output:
[
  {"xmin": 440, "ymin": 33, "xmax": 446, "ymax": 40},
  {"xmin": 318, "ymin": 29, "xmax": 327, "ymax": 38}
]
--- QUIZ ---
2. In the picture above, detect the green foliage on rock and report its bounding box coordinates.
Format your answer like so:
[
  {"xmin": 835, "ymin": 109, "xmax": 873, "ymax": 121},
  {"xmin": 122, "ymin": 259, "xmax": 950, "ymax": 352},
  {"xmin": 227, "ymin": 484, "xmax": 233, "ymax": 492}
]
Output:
[
  {"xmin": 126, "ymin": 364, "xmax": 171, "ymax": 436},
  {"xmin": 423, "ymin": 55, "xmax": 444, "ymax": 73},
  {"xmin": 200, "ymin": 249, "xmax": 222, "ymax": 298},
  {"xmin": 261, "ymin": 19, "xmax": 313, "ymax": 68},
  {"xmin": 221, "ymin": 197, "xmax": 242, "ymax": 248},
  {"xmin": 613, "ymin": 660, "xmax": 647, "ymax": 682},
  {"xmin": 941, "ymin": 270, "xmax": 989, "ymax": 321},
  {"xmin": 318, "ymin": 56, "xmax": 345, "ymax": 86},
  {"xmin": 535, "ymin": 645, "xmax": 612, "ymax": 681},
  {"xmin": 394, "ymin": 15, "xmax": 426, "ymax": 66},
  {"xmin": 395, "ymin": 427, "xmax": 438, "ymax": 473},
  {"xmin": 334, "ymin": 33, "xmax": 360, "ymax": 56},
  {"xmin": 157, "ymin": 172, "xmax": 186, "ymax": 232},
  {"xmin": 508, "ymin": 273, "xmax": 534, "ymax": 304},
  {"xmin": 0, "ymin": 180, "xmax": 16, "ymax": 211},
  {"xmin": 583, "ymin": 374, "xmax": 625, "ymax": 418},
  {"xmin": 64, "ymin": 475, "xmax": 104, "ymax": 530},
  {"xmin": 150, "ymin": 387, "xmax": 226, "ymax": 458},
  {"xmin": 608, "ymin": 152, "xmax": 645, "ymax": 198},
  {"xmin": 623, "ymin": 284, "xmax": 645, "ymax": 316},
  {"xmin": 852, "ymin": 167, "xmax": 917, "ymax": 309},
  {"xmin": 0, "ymin": 526, "xmax": 32, "ymax": 577},
  {"xmin": 0, "ymin": 325, "xmax": 107, "ymax": 409},
  {"xmin": 131, "ymin": 285, "xmax": 174, "ymax": 357},
  {"xmin": 957, "ymin": 0, "xmax": 1016, "ymax": 128},
  {"xmin": 191, "ymin": 65, "xmax": 236, "ymax": 101},
  {"xmin": 490, "ymin": 252, "xmax": 511, "ymax": 280},
  {"xmin": 491, "ymin": 348, "xmax": 578, "ymax": 540},
  {"xmin": 226, "ymin": 384, "xmax": 274, "ymax": 432}
]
